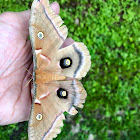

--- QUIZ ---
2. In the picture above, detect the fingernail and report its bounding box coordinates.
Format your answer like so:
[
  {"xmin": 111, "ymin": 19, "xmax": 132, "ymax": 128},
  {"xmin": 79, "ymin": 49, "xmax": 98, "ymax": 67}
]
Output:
[{"xmin": 51, "ymin": 1, "xmax": 58, "ymax": 5}]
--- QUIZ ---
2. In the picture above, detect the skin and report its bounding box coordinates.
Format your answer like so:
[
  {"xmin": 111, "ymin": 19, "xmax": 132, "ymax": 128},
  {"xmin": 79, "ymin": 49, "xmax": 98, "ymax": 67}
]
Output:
[{"xmin": 0, "ymin": 2, "xmax": 74, "ymax": 125}]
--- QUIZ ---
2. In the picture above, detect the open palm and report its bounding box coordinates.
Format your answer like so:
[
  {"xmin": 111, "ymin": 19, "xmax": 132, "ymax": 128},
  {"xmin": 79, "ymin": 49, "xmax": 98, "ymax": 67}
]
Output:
[
  {"xmin": 0, "ymin": 10, "xmax": 33, "ymax": 125},
  {"xmin": 0, "ymin": 2, "xmax": 74, "ymax": 125}
]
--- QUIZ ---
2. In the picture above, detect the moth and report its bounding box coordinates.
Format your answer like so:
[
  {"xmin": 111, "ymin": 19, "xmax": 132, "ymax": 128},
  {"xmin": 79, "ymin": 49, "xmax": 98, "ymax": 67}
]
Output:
[{"xmin": 28, "ymin": 0, "xmax": 91, "ymax": 139}]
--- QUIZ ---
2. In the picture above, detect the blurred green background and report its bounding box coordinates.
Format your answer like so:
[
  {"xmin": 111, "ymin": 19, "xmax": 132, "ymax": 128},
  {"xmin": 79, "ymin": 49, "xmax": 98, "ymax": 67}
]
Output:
[{"xmin": 0, "ymin": 0, "xmax": 140, "ymax": 139}]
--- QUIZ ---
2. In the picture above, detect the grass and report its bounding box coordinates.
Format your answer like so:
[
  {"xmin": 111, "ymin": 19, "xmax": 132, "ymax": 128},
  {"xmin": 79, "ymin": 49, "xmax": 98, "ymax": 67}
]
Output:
[{"xmin": 0, "ymin": 0, "xmax": 140, "ymax": 139}]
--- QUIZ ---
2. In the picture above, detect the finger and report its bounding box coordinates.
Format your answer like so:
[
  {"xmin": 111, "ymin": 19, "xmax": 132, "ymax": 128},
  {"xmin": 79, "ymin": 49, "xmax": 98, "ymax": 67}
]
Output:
[
  {"xmin": 51, "ymin": 1, "xmax": 60, "ymax": 15},
  {"xmin": 61, "ymin": 37, "xmax": 75, "ymax": 48},
  {"xmin": 16, "ymin": 1, "xmax": 60, "ymax": 37}
]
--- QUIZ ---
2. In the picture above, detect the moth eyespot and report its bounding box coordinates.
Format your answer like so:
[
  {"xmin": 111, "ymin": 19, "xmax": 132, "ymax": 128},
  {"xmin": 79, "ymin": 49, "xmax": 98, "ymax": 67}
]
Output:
[
  {"xmin": 36, "ymin": 113, "xmax": 43, "ymax": 121},
  {"xmin": 57, "ymin": 88, "xmax": 68, "ymax": 99},
  {"xmin": 60, "ymin": 57, "xmax": 72, "ymax": 69},
  {"xmin": 37, "ymin": 32, "xmax": 44, "ymax": 40}
]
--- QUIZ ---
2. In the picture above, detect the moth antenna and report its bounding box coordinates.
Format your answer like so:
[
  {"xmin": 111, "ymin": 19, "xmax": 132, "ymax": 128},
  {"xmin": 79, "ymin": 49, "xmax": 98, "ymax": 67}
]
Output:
[
  {"xmin": 24, "ymin": 78, "xmax": 33, "ymax": 88},
  {"xmin": 26, "ymin": 69, "xmax": 33, "ymax": 76}
]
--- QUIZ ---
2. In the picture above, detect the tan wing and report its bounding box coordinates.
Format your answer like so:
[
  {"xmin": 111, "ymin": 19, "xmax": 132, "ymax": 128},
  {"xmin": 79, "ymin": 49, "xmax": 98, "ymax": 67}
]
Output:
[
  {"xmin": 29, "ymin": 0, "xmax": 68, "ymax": 62},
  {"xmin": 28, "ymin": 80, "xmax": 86, "ymax": 140},
  {"xmin": 37, "ymin": 42, "xmax": 91, "ymax": 79},
  {"xmin": 28, "ymin": 94, "xmax": 65, "ymax": 140}
]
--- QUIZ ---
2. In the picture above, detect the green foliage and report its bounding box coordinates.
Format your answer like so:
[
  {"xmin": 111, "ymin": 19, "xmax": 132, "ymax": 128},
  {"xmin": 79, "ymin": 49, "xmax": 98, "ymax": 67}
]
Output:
[{"xmin": 0, "ymin": 0, "xmax": 140, "ymax": 140}]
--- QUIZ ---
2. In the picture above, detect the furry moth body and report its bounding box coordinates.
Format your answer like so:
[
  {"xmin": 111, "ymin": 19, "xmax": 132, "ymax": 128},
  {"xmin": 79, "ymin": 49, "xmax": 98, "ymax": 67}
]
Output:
[{"xmin": 29, "ymin": 0, "xmax": 91, "ymax": 140}]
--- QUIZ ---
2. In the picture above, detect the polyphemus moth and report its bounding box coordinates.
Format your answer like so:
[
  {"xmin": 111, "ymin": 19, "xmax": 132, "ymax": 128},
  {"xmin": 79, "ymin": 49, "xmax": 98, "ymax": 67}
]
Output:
[{"xmin": 28, "ymin": 0, "xmax": 91, "ymax": 139}]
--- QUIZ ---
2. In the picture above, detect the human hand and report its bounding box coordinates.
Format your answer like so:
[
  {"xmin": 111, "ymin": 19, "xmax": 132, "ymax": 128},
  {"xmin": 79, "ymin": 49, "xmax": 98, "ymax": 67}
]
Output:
[{"xmin": 0, "ymin": 1, "xmax": 74, "ymax": 125}]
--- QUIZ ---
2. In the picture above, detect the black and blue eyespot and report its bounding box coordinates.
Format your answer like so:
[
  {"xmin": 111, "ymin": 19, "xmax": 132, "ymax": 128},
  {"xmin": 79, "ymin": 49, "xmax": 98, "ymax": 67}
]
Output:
[
  {"xmin": 60, "ymin": 57, "xmax": 72, "ymax": 69},
  {"xmin": 57, "ymin": 88, "xmax": 68, "ymax": 99}
]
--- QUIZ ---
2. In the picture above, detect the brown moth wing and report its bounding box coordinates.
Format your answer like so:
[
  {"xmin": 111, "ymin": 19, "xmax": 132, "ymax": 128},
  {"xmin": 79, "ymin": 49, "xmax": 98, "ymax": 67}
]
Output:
[
  {"xmin": 30, "ymin": 0, "xmax": 68, "ymax": 61},
  {"xmin": 29, "ymin": 83, "xmax": 64, "ymax": 140},
  {"xmin": 47, "ymin": 80, "xmax": 87, "ymax": 114},
  {"xmin": 28, "ymin": 80, "xmax": 86, "ymax": 140},
  {"xmin": 40, "ymin": 42, "xmax": 91, "ymax": 79},
  {"xmin": 28, "ymin": 94, "xmax": 65, "ymax": 140}
]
